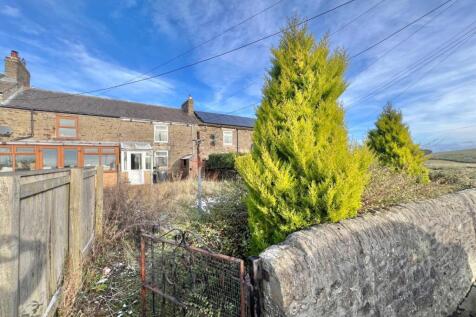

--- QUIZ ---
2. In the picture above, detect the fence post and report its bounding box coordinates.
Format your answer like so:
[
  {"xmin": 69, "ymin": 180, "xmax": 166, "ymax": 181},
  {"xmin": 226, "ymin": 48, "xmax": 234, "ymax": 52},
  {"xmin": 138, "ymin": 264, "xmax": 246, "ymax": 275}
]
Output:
[
  {"xmin": 247, "ymin": 256, "xmax": 264, "ymax": 317},
  {"xmin": 95, "ymin": 166, "xmax": 104, "ymax": 239},
  {"xmin": 0, "ymin": 175, "xmax": 20, "ymax": 317},
  {"xmin": 68, "ymin": 168, "xmax": 83, "ymax": 285}
]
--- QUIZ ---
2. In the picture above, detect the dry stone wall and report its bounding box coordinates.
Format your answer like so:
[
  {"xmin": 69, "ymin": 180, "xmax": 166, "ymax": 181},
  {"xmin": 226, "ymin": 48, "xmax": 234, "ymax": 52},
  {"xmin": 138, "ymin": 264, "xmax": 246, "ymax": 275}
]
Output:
[{"xmin": 260, "ymin": 189, "xmax": 476, "ymax": 317}]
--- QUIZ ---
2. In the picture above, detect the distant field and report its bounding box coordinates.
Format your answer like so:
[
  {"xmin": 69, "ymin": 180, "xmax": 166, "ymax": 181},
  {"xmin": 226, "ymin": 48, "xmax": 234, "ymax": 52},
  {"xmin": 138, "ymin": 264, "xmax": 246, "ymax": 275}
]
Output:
[
  {"xmin": 429, "ymin": 148, "xmax": 476, "ymax": 163},
  {"xmin": 426, "ymin": 149, "xmax": 476, "ymax": 187}
]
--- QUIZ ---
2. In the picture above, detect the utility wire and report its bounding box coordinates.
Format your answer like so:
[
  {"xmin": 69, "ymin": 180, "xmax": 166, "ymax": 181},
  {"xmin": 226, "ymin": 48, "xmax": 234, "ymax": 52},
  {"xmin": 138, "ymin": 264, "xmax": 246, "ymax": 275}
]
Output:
[
  {"xmin": 128, "ymin": 0, "xmax": 287, "ymax": 82},
  {"xmin": 393, "ymin": 29, "xmax": 475, "ymax": 100},
  {"xmin": 349, "ymin": 0, "xmax": 453, "ymax": 59},
  {"xmin": 356, "ymin": 0, "xmax": 457, "ymax": 76},
  {"xmin": 225, "ymin": 103, "xmax": 259, "ymax": 115},
  {"xmin": 219, "ymin": 0, "xmax": 388, "ymax": 116},
  {"xmin": 10, "ymin": 0, "xmax": 360, "ymax": 102},
  {"xmin": 330, "ymin": 0, "xmax": 387, "ymax": 36},
  {"xmin": 219, "ymin": 0, "xmax": 456, "ymax": 115},
  {"xmin": 347, "ymin": 20, "xmax": 476, "ymax": 107}
]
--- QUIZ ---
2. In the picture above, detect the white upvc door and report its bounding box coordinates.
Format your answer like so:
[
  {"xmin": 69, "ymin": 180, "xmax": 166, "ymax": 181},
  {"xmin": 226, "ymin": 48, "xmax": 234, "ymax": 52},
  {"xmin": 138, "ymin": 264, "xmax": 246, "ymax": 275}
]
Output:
[{"xmin": 125, "ymin": 151, "xmax": 145, "ymax": 185}]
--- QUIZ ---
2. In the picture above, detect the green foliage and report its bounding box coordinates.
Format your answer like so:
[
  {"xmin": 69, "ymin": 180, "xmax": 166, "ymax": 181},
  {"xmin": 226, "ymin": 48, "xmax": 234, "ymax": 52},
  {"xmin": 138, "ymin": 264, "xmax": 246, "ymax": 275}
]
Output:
[
  {"xmin": 235, "ymin": 21, "xmax": 371, "ymax": 254},
  {"xmin": 367, "ymin": 104, "xmax": 429, "ymax": 183},
  {"xmin": 206, "ymin": 153, "xmax": 237, "ymax": 170},
  {"xmin": 190, "ymin": 180, "xmax": 250, "ymax": 258}
]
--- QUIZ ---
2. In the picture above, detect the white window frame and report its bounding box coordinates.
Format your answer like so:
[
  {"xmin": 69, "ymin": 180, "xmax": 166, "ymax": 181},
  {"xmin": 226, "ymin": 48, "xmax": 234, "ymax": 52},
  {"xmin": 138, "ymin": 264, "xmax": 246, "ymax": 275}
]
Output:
[
  {"xmin": 155, "ymin": 150, "xmax": 168, "ymax": 169},
  {"xmin": 223, "ymin": 130, "xmax": 233, "ymax": 146},
  {"xmin": 154, "ymin": 123, "xmax": 169, "ymax": 143},
  {"xmin": 145, "ymin": 152, "xmax": 153, "ymax": 170}
]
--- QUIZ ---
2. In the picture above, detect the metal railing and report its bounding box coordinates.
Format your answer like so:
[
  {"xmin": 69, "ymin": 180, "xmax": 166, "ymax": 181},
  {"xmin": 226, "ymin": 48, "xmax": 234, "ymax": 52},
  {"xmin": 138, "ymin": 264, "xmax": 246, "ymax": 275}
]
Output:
[{"xmin": 140, "ymin": 228, "xmax": 252, "ymax": 317}]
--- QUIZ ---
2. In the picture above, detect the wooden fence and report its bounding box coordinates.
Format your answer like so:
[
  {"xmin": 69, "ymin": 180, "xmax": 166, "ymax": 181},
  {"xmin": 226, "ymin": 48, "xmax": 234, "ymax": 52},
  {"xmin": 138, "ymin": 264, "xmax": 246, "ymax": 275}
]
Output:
[{"xmin": 0, "ymin": 167, "xmax": 104, "ymax": 317}]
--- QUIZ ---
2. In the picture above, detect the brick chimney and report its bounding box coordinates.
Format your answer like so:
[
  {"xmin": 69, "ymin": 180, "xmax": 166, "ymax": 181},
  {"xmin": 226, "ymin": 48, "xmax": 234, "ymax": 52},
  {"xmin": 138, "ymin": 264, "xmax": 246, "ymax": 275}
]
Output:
[
  {"xmin": 4, "ymin": 50, "xmax": 30, "ymax": 88},
  {"xmin": 181, "ymin": 95, "xmax": 194, "ymax": 115}
]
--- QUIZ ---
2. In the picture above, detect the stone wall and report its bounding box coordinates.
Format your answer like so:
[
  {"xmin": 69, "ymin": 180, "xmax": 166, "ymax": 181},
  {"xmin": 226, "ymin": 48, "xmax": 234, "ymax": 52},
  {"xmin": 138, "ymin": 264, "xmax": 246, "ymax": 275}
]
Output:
[
  {"xmin": 0, "ymin": 108, "xmax": 153, "ymax": 142},
  {"xmin": 198, "ymin": 125, "xmax": 253, "ymax": 158},
  {"xmin": 155, "ymin": 123, "xmax": 195, "ymax": 177},
  {"xmin": 260, "ymin": 189, "xmax": 476, "ymax": 317}
]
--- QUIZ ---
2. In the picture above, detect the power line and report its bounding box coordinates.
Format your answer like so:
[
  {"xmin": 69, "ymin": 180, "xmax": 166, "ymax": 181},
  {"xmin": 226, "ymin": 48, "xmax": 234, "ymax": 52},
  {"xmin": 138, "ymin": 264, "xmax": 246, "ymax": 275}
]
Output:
[
  {"xmin": 350, "ymin": 0, "xmax": 454, "ymax": 59},
  {"xmin": 393, "ymin": 29, "xmax": 475, "ymax": 100},
  {"xmin": 216, "ymin": 0, "xmax": 390, "ymax": 115},
  {"xmin": 129, "ymin": 0, "xmax": 287, "ymax": 82},
  {"xmin": 214, "ymin": 0, "xmax": 456, "ymax": 115},
  {"xmin": 10, "ymin": 0, "xmax": 359, "ymax": 102},
  {"xmin": 347, "ymin": 20, "xmax": 476, "ymax": 107},
  {"xmin": 355, "ymin": 0, "xmax": 457, "ymax": 76},
  {"xmin": 330, "ymin": 0, "xmax": 388, "ymax": 36},
  {"xmin": 225, "ymin": 103, "xmax": 259, "ymax": 115}
]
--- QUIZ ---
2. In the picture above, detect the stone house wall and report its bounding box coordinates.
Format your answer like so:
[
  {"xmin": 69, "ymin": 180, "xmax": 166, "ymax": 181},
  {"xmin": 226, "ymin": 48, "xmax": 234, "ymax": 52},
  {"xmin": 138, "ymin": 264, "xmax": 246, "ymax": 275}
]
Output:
[
  {"xmin": 260, "ymin": 189, "xmax": 476, "ymax": 316},
  {"xmin": 0, "ymin": 107, "xmax": 253, "ymax": 176},
  {"xmin": 198, "ymin": 125, "xmax": 253, "ymax": 158}
]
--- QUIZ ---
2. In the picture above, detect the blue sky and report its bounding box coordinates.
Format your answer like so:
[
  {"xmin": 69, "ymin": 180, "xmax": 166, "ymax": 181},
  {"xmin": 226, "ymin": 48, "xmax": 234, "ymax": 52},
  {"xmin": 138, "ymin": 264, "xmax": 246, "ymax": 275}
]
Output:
[{"xmin": 1, "ymin": 0, "xmax": 475, "ymax": 152}]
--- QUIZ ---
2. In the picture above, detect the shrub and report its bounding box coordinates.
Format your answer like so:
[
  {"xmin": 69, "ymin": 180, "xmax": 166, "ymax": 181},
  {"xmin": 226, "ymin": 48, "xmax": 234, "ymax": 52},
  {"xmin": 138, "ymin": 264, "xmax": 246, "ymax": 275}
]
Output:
[
  {"xmin": 236, "ymin": 22, "xmax": 371, "ymax": 254},
  {"xmin": 206, "ymin": 153, "xmax": 237, "ymax": 170},
  {"xmin": 367, "ymin": 104, "xmax": 429, "ymax": 183},
  {"xmin": 189, "ymin": 180, "xmax": 249, "ymax": 258}
]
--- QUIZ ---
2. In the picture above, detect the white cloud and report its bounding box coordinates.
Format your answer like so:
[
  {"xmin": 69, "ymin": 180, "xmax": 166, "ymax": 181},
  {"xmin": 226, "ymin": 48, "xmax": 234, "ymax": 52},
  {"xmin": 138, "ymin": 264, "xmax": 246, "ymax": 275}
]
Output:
[
  {"xmin": 29, "ymin": 42, "xmax": 176, "ymax": 104},
  {"xmin": 1, "ymin": 5, "xmax": 20, "ymax": 17}
]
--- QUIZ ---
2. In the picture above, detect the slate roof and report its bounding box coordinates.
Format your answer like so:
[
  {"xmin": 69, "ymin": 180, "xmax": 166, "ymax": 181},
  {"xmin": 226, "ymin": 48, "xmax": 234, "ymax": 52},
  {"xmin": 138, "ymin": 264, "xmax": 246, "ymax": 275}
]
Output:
[
  {"xmin": 3, "ymin": 88, "xmax": 199, "ymax": 124},
  {"xmin": 1, "ymin": 88, "xmax": 256, "ymax": 128},
  {"xmin": 0, "ymin": 78, "xmax": 17, "ymax": 96},
  {"xmin": 195, "ymin": 111, "xmax": 255, "ymax": 128}
]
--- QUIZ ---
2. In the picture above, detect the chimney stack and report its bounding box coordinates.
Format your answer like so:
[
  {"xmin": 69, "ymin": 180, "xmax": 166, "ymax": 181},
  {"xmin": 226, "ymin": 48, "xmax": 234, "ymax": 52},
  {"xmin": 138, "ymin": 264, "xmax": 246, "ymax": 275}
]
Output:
[
  {"xmin": 181, "ymin": 95, "xmax": 194, "ymax": 115},
  {"xmin": 4, "ymin": 50, "xmax": 30, "ymax": 88}
]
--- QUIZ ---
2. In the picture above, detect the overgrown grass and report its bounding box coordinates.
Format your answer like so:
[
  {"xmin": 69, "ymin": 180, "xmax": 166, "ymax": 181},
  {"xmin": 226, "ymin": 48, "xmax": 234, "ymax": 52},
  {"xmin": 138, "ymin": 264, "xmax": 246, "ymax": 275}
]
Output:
[{"xmin": 68, "ymin": 179, "xmax": 225, "ymax": 316}]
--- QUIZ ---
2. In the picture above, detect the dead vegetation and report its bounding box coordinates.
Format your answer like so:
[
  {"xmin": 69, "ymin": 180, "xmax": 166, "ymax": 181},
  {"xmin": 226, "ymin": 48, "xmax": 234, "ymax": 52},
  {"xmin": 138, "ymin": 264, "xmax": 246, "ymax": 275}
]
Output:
[
  {"xmin": 67, "ymin": 179, "xmax": 227, "ymax": 316},
  {"xmin": 360, "ymin": 164, "xmax": 471, "ymax": 213}
]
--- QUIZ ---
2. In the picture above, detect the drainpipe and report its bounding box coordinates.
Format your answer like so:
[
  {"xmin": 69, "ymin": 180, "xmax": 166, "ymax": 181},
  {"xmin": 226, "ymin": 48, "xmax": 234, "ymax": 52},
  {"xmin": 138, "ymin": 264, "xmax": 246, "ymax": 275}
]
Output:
[{"xmin": 236, "ymin": 128, "xmax": 239, "ymax": 153}]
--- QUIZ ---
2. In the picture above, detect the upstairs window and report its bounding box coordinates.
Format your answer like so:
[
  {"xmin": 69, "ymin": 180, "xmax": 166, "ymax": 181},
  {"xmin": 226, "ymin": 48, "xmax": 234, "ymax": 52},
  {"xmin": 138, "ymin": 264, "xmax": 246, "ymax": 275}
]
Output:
[
  {"xmin": 223, "ymin": 130, "xmax": 233, "ymax": 146},
  {"xmin": 56, "ymin": 115, "xmax": 78, "ymax": 138},
  {"xmin": 154, "ymin": 124, "xmax": 168, "ymax": 143}
]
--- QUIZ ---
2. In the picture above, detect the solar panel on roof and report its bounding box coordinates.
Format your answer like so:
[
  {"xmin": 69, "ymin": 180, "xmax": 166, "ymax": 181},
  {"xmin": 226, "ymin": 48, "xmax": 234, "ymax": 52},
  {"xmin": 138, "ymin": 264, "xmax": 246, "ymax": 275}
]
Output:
[{"xmin": 195, "ymin": 111, "xmax": 255, "ymax": 128}]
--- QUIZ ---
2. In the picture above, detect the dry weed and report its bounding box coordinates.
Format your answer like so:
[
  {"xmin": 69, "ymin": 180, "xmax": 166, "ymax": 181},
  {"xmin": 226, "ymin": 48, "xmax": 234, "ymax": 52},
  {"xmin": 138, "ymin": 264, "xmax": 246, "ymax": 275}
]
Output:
[{"xmin": 361, "ymin": 164, "xmax": 468, "ymax": 212}]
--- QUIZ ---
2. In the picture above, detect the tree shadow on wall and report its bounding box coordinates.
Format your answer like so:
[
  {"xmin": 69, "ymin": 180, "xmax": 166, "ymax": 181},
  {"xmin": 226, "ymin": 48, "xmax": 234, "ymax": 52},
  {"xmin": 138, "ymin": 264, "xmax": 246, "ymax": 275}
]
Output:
[{"xmin": 0, "ymin": 234, "xmax": 46, "ymax": 317}]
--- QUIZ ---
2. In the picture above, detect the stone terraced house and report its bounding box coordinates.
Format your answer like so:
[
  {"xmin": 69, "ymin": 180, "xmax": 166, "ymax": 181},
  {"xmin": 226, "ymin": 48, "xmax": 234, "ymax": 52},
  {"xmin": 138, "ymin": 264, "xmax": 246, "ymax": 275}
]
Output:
[{"xmin": 0, "ymin": 51, "xmax": 254, "ymax": 186}]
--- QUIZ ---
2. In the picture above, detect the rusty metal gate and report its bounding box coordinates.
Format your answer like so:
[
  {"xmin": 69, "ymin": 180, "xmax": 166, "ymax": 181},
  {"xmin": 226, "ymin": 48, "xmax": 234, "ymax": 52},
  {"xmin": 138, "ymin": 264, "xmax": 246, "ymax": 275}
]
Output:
[{"xmin": 140, "ymin": 228, "xmax": 252, "ymax": 317}]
